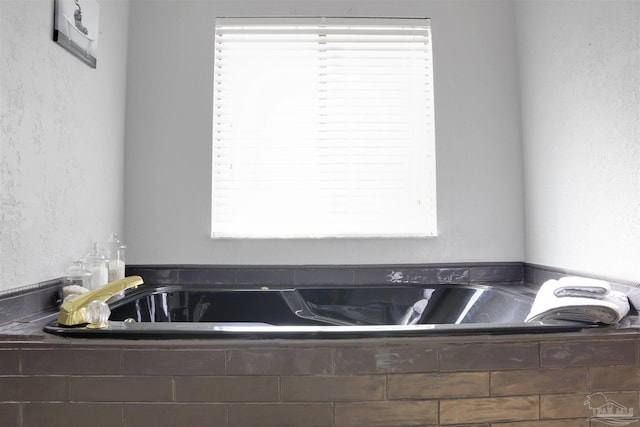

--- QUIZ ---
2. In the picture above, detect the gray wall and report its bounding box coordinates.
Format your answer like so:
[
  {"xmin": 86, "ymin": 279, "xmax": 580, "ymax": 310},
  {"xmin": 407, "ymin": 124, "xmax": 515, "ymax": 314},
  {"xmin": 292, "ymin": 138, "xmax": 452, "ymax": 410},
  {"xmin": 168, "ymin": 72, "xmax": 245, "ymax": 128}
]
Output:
[
  {"xmin": 124, "ymin": 0, "xmax": 525, "ymax": 265},
  {"xmin": 517, "ymin": 0, "xmax": 640, "ymax": 282},
  {"xmin": 0, "ymin": 0, "xmax": 130, "ymax": 291},
  {"xmin": 4, "ymin": 0, "xmax": 636, "ymax": 292}
]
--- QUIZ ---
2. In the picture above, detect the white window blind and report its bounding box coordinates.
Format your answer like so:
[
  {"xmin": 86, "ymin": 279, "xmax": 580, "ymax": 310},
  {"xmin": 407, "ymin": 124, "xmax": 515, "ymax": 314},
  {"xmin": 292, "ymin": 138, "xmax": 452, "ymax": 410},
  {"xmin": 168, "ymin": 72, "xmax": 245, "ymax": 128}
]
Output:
[{"xmin": 212, "ymin": 17, "xmax": 436, "ymax": 238}]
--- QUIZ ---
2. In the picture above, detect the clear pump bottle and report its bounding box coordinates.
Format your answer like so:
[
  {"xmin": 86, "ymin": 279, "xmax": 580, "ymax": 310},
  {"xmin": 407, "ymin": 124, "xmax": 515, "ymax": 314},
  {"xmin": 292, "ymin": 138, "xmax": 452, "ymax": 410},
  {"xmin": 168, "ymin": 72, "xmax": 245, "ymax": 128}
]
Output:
[{"xmin": 107, "ymin": 233, "xmax": 126, "ymax": 282}]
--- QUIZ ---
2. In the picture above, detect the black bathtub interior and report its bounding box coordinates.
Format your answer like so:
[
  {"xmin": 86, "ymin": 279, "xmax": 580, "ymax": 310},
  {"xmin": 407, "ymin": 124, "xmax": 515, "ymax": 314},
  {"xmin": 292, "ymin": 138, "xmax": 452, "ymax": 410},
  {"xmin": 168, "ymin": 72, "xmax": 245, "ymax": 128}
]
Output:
[
  {"xmin": 109, "ymin": 285, "xmax": 530, "ymax": 325},
  {"xmin": 45, "ymin": 284, "xmax": 595, "ymax": 339},
  {"xmin": 44, "ymin": 283, "xmax": 596, "ymax": 338}
]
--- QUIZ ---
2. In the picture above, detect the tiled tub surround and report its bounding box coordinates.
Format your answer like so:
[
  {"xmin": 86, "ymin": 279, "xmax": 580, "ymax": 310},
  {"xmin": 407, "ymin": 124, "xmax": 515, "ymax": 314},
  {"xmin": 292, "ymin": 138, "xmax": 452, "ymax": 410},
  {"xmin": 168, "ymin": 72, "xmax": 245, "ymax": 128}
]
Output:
[
  {"xmin": 0, "ymin": 278, "xmax": 62, "ymax": 339},
  {"xmin": 0, "ymin": 278, "xmax": 62, "ymax": 325},
  {"xmin": 1, "ymin": 332, "xmax": 640, "ymax": 426},
  {"xmin": 0, "ymin": 263, "xmax": 639, "ymax": 426}
]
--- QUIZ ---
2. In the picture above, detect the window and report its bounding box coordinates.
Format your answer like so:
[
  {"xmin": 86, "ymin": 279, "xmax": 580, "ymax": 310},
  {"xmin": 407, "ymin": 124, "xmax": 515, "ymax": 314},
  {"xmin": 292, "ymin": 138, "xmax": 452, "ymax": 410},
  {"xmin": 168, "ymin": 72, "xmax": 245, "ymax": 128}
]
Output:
[{"xmin": 212, "ymin": 17, "xmax": 436, "ymax": 238}]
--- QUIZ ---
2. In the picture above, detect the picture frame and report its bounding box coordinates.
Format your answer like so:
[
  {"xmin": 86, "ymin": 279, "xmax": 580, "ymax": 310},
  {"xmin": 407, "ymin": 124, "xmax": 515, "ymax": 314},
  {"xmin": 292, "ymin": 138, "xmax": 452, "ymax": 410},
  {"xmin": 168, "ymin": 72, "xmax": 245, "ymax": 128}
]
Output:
[{"xmin": 52, "ymin": 0, "xmax": 100, "ymax": 68}]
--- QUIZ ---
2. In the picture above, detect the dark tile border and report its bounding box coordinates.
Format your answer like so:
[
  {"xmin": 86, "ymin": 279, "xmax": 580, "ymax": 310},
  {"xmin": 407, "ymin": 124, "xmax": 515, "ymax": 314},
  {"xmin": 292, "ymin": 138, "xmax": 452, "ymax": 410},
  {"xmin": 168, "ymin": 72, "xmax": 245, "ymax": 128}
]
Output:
[
  {"xmin": 523, "ymin": 263, "xmax": 639, "ymax": 289},
  {"xmin": 0, "ymin": 278, "xmax": 62, "ymax": 325},
  {"xmin": 469, "ymin": 264, "xmax": 524, "ymax": 283},
  {"xmin": 125, "ymin": 262, "xmax": 525, "ymax": 287}
]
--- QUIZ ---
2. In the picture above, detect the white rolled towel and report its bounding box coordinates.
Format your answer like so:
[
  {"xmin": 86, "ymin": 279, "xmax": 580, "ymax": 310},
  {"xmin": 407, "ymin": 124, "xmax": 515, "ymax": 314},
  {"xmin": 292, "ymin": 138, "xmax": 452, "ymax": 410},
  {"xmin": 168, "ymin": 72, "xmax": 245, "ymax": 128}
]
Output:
[
  {"xmin": 552, "ymin": 276, "xmax": 610, "ymax": 298},
  {"xmin": 526, "ymin": 278, "xmax": 629, "ymax": 325}
]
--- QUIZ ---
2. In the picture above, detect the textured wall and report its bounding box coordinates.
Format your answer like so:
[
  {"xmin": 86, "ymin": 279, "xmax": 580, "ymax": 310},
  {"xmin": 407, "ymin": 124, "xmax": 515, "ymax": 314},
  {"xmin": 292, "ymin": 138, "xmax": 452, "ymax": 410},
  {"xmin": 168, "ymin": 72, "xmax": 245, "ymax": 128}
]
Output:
[
  {"xmin": 124, "ymin": 0, "xmax": 525, "ymax": 265},
  {"xmin": 517, "ymin": 1, "xmax": 640, "ymax": 283},
  {"xmin": 0, "ymin": 0, "xmax": 130, "ymax": 291}
]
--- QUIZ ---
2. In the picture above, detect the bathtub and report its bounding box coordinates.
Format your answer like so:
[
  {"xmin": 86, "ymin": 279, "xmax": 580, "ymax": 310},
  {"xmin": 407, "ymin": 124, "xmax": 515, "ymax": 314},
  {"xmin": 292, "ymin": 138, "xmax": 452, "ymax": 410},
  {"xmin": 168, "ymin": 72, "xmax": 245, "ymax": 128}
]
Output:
[{"xmin": 43, "ymin": 283, "xmax": 593, "ymax": 338}]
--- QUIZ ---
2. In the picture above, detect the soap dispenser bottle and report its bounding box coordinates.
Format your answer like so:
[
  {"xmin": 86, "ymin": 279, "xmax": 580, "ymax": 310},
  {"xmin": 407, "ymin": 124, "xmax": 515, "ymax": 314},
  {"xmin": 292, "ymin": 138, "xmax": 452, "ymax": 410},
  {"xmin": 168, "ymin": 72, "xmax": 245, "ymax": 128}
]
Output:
[
  {"xmin": 84, "ymin": 242, "xmax": 108, "ymax": 290},
  {"xmin": 107, "ymin": 233, "xmax": 126, "ymax": 282}
]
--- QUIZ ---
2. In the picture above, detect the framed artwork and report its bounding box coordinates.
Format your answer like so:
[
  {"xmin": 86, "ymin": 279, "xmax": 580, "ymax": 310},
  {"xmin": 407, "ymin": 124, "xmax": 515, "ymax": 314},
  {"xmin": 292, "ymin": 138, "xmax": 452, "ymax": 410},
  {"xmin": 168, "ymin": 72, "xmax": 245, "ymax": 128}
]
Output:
[{"xmin": 52, "ymin": 0, "xmax": 100, "ymax": 68}]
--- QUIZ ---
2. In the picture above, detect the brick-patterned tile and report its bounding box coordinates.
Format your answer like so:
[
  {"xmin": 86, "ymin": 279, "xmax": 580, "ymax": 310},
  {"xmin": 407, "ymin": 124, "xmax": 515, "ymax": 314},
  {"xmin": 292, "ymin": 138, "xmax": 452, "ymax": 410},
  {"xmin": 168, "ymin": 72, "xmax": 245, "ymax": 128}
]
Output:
[
  {"xmin": 491, "ymin": 420, "xmax": 589, "ymax": 427},
  {"xmin": 444, "ymin": 424, "xmax": 489, "ymax": 427},
  {"xmin": 123, "ymin": 349, "xmax": 225, "ymax": 376},
  {"xmin": 0, "ymin": 350, "xmax": 19, "ymax": 374},
  {"xmin": 590, "ymin": 365, "xmax": 640, "ymax": 391},
  {"xmin": 70, "ymin": 376, "xmax": 173, "ymax": 402},
  {"xmin": 175, "ymin": 376, "xmax": 279, "ymax": 402},
  {"xmin": 541, "ymin": 391, "xmax": 638, "ymax": 419},
  {"xmin": 124, "ymin": 403, "xmax": 227, "ymax": 427},
  {"xmin": 335, "ymin": 344, "xmax": 437, "ymax": 374},
  {"xmin": 0, "ymin": 376, "xmax": 70, "ymax": 401},
  {"xmin": 22, "ymin": 402, "xmax": 123, "ymax": 427},
  {"xmin": 0, "ymin": 403, "xmax": 19, "ymax": 427},
  {"xmin": 228, "ymin": 403, "xmax": 333, "ymax": 427},
  {"xmin": 540, "ymin": 340, "xmax": 636, "ymax": 367},
  {"xmin": 335, "ymin": 400, "xmax": 438, "ymax": 427},
  {"xmin": 226, "ymin": 348, "xmax": 332, "ymax": 375},
  {"xmin": 388, "ymin": 371, "xmax": 489, "ymax": 399},
  {"xmin": 440, "ymin": 396, "xmax": 539, "ymax": 424},
  {"xmin": 281, "ymin": 375, "xmax": 385, "ymax": 402},
  {"xmin": 491, "ymin": 367, "xmax": 588, "ymax": 395},
  {"xmin": 439, "ymin": 342, "xmax": 539, "ymax": 371},
  {"xmin": 21, "ymin": 349, "xmax": 122, "ymax": 375}
]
